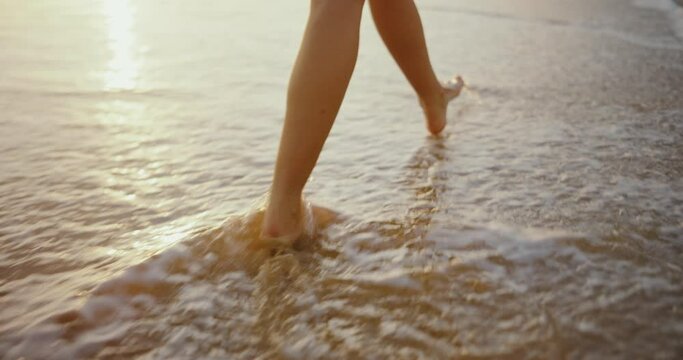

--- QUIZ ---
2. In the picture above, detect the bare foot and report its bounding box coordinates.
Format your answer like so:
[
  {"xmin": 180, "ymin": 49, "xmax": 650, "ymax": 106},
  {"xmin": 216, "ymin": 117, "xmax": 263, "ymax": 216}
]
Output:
[
  {"xmin": 420, "ymin": 75, "xmax": 465, "ymax": 135},
  {"xmin": 257, "ymin": 197, "xmax": 340, "ymax": 249},
  {"xmin": 258, "ymin": 195, "xmax": 304, "ymax": 247}
]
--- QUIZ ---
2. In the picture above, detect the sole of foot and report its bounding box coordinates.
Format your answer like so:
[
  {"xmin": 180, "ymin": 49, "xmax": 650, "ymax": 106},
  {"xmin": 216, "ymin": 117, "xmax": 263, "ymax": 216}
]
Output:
[{"xmin": 422, "ymin": 75, "xmax": 465, "ymax": 135}]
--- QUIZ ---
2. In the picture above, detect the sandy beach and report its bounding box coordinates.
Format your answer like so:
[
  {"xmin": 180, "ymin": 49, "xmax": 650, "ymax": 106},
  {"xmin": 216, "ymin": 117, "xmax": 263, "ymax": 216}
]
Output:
[{"xmin": 1, "ymin": 0, "xmax": 682, "ymax": 358}]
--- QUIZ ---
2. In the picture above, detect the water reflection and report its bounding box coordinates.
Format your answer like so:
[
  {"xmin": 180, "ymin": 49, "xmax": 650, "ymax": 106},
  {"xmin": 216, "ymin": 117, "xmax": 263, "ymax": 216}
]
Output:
[{"xmin": 103, "ymin": 0, "xmax": 139, "ymax": 90}]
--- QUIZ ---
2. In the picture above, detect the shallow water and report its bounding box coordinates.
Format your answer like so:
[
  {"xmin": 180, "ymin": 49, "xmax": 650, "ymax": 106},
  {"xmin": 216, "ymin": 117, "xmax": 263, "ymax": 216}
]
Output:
[{"xmin": 1, "ymin": 0, "xmax": 682, "ymax": 358}]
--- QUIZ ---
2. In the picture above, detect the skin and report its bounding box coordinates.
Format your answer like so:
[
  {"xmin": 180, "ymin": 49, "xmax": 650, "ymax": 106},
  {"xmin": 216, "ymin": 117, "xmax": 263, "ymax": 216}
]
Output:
[{"xmin": 259, "ymin": 0, "xmax": 464, "ymax": 243}]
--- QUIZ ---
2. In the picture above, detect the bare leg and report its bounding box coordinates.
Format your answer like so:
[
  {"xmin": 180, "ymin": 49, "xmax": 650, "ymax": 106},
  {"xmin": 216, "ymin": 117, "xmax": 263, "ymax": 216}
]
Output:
[
  {"xmin": 369, "ymin": 0, "xmax": 464, "ymax": 135},
  {"xmin": 260, "ymin": 0, "xmax": 366, "ymax": 241}
]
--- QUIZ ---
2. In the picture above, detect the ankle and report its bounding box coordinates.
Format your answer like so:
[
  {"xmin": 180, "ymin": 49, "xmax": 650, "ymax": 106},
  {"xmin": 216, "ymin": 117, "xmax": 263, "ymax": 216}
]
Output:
[
  {"xmin": 264, "ymin": 189, "xmax": 302, "ymax": 221},
  {"xmin": 419, "ymin": 88, "xmax": 445, "ymax": 110},
  {"xmin": 268, "ymin": 190, "xmax": 302, "ymax": 211},
  {"xmin": 262, "ymin": 204, "xmax": 303, "ymax": 238}
]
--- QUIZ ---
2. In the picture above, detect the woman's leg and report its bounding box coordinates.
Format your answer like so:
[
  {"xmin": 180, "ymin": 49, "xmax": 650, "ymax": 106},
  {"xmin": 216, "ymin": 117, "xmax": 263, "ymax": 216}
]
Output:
[
  {"xmin": 369, "ymin": 0, "xmax": 463, "ymax": 135},
  {"xmin": 260, "ymin": 0, "xmax": 366, "ymax": 240}
]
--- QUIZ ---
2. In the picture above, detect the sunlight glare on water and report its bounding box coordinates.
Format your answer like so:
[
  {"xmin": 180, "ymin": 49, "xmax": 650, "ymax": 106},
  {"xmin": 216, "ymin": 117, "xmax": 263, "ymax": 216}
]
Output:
[{"xmin": 102, "ymin": 0, "xmax": 139, "ymax": 91}]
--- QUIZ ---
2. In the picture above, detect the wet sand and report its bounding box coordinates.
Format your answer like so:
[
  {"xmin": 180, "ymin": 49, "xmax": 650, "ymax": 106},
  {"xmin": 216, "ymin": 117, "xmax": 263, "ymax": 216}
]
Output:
[{"xmin": 1, "ymin": 0, "xmax": 682, "ymax": 358}]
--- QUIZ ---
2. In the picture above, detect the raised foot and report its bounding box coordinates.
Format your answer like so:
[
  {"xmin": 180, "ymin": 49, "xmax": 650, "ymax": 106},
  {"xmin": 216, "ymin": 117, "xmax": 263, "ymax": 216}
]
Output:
[{"xmin": 421, "ymin": 75, "xmax": 465, "ymax": 135}]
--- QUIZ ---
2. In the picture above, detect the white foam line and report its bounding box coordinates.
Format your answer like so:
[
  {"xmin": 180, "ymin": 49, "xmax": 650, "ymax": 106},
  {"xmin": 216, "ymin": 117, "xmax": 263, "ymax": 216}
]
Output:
[{"xmin": 345, "ymin": 268, "xmax": 422, "ymax": 291}]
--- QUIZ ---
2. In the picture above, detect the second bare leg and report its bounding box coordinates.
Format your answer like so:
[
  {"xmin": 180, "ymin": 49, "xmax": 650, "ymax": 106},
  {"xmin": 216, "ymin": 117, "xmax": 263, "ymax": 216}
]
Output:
[{"xmin": 369, "ymin": 0, "xmax": 463, "ymax": 135}]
